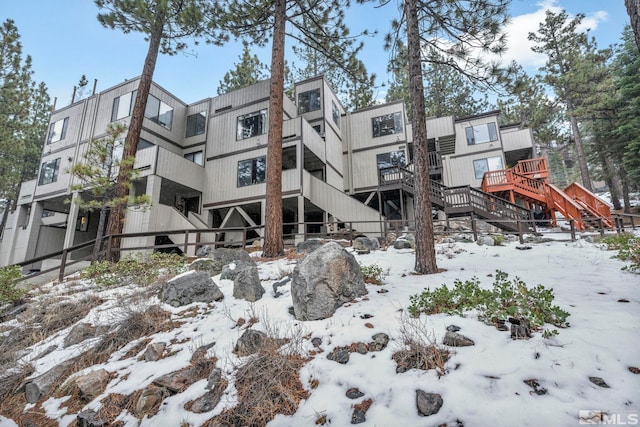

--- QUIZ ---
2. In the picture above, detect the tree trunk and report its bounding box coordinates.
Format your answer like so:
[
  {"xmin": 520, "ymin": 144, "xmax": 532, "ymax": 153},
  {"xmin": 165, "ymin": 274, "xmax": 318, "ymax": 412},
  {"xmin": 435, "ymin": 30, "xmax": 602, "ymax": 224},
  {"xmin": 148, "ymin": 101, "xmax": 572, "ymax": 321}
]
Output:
[
  {"xmin": 93, "ymin": 204, "xmax": 108, "ymax": 262},
  {"xmin": 625, "ymin": 0, "xmax": 640, "ymax": 51},
  {"xmin": 405, "ymin": 0, "xmax": 438, "ymax": 274},
  {"xmin": 568, "ymin": 112, "xmax": 592, "ymax": 191},
  {"xmin": 262, "ymin": 0, "xmax": 286, "ymax": 258},
  {"xmin": 105, "ymin": 11, "xmax": 165, "ymax": 261}
]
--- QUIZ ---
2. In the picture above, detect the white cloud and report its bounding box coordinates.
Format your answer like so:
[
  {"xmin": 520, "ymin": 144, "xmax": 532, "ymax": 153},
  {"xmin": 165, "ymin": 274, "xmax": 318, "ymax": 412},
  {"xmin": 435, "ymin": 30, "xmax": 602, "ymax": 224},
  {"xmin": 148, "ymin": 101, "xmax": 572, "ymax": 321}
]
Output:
[{"xmin": 500, "ymin": 0, "xmax": 609, "ymax": 72}]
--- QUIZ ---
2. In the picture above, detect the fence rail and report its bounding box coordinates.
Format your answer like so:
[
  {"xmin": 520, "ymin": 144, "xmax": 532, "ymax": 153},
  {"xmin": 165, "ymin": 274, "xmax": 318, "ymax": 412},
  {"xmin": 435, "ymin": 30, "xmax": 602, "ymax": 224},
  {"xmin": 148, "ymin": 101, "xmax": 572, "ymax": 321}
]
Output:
[{"xmin": 12, "ymin": 212, "xmax": 639, "ymax": 284}]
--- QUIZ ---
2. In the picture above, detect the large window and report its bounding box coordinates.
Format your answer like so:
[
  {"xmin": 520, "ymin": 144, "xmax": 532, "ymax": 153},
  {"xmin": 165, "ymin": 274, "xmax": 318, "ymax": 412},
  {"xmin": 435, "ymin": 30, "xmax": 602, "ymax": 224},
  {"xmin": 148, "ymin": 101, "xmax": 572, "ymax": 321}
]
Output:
[
  {"xmin": 145, "ymin": 94, "xmax": 173, "ymax": 130},
  {"xmin": 111, "ymin": 91, "xmax": 136, "ymax": 121},
  {"xmin": 473, "ymin": 156, "xmax": 504, "ymax": 179},
  {"xmin": 331, "ymin": 101, "xmax": 340, "ymax": 128},
  {"xmin": 38, "ymin": 158, "xmax": 61, "ymax": 185},
  {"xmin": 298, "ymin": 89, "xmax": 321, "ymax": 113},
  {"xmin": 465, "ymin": 122, "xmax": 498, "ymax": 145},
  {"xmin": 377, "ymin": 150, "xmax": 406, "ymax": 169},
  {"xmin": 237, "ymin": 109, "xmax": 267, "ymax": 140},
  {"xmin": 184, "ymin": 150, "xmax": 203, "ymax": 166},
  {"xmin": 372, "ymin": 112, "xmax": 403, "ymax": 137},
  {"xmin": 238, "ymin": 156, "xmax": 266, "ymax": 187},
  {"xmin": 186, "ymin": 112, "xmax": 206, "ymax": 137},
  {"xmin": 282, "ymin": 146, "xmax": 297, "ymax": 170},
  {"xmin": 138, "ymin": 138, "xmax": 154, "ymax": 150},
  {"xmin": 47, "ymin": 118, "xmax": 69, "ymax": 144}
]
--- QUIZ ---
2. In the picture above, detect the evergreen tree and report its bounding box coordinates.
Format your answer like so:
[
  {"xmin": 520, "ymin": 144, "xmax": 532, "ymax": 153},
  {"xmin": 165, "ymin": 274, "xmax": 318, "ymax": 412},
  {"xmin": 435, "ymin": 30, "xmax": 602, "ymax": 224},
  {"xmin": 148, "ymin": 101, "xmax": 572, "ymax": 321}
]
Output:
[
  {"xmin": 528, "ymin": 10, "xmax": 608, "ymax": 192},
  {"xmin": 0, "ymin": 19, "xmax": 50, "ymax": 236},
  {"xmin": 613, "ymin": 25, "xmax": 640, "ymax": 190},
  {"xmin": 389, "ymin": 0, "xmax": 510, "ymax": 274},
  {"xmin": 292, "ymin": 43, "xmax": 376, "ymax": 111},
  {"xmin": 217, "ymin": 41, "xmax": 269, "ymax": 94},
  {"xmin": 222, "ymin": 0, "xmax": 368, "ymax": 257},
  {"xmin": 74, "ymin": 74, "xmax": 90, "ymax": 102},
  {"xmin": 68, "ymin": 123, "xmax": 150, "ymax": 260},
  {"xmin": 95, "ymin": 0, "xmax": 228, "ymax": 260}
]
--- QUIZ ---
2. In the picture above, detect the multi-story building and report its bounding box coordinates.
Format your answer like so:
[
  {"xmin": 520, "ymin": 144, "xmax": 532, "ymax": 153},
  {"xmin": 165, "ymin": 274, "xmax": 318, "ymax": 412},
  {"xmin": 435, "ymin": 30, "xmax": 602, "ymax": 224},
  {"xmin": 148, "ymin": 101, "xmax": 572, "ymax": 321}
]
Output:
[{"xmin": 0, "ymin": 75, "xmax": 535, "ymax": 269}]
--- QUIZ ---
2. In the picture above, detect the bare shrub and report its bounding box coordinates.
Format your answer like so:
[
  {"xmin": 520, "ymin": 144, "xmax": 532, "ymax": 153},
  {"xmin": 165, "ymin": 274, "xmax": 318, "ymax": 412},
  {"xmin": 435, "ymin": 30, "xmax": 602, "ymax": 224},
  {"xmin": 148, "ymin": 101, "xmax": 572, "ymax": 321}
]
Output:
[
  {"xmin": 392, "ymin": 314, "xmax": 450, "ymax": 376},
  {"xmin": 208, "ymin": 316, "xmax": 310, "ymax": 426}
]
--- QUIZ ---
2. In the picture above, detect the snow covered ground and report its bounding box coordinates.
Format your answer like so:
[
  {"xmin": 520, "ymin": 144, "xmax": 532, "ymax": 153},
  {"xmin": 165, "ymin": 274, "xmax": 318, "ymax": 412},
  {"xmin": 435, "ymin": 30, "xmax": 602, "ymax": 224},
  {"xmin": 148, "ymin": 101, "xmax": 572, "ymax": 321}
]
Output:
[{"xmin": 1, "ymin": 232, "xmax": 639, "ymax": 427}]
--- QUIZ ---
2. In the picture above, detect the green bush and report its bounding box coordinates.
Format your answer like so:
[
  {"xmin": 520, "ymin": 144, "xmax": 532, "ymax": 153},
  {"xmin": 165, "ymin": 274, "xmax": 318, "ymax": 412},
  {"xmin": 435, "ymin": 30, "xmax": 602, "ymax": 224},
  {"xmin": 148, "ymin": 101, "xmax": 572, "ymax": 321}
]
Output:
[
  {"xmin": 83, "ymin": 252, "xmax": 186, "ymax": 287},
  {"xmin": 408, "ymin": 270, "xmax": 570, "ymax": 331},
  {"xmin": 360, "ymin": 263, "xmax": 386, "ymax": 285},
  {"xmin": 598, "ymin": 233, "xmax": 640, "ymax": 273},
  {"xmin": 0, "ymin": 265, "xmax": 25, "ymax": 304}
]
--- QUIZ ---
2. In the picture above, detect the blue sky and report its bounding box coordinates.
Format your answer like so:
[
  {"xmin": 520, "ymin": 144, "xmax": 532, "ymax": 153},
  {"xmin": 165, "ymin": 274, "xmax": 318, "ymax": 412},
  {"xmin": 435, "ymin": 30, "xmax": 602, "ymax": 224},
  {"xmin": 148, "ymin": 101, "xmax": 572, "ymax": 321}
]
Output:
[{"xmin": 1, "ymin": 0, "xmax": 629, "ymax": 107}]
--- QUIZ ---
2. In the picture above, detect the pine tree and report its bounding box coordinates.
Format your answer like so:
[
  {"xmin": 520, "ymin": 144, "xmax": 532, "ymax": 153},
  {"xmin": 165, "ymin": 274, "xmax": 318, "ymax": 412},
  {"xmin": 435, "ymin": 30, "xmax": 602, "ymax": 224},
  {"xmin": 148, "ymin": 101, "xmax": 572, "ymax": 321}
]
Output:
[
  {"xmin": 68, "ymin": 123, "xmax": 150, "ymax": 260},
  {"xmin": 625, "ymin": 0, "xmax": 640, "ymax": 51},
  {"xmin": 95, "ymin": 0, "xmax": 228, "ymax": 260},
  {"xmin": 217, "ymin": 41, "xmax": 269, "ymax": 94},
  {"xmin": 222, "ymin": 0, "xmax": 368, "ymax": 258},
  {"xmin": 528, "ymin": 10, "xmax": 607, "ymax": 191},
  {"xmin": 389, "ymin": 0, "xmax": 510, "ymax": 274},
  {"xmin": 0, "ymin": 19, "xmax": 50, "ymax": 236}
]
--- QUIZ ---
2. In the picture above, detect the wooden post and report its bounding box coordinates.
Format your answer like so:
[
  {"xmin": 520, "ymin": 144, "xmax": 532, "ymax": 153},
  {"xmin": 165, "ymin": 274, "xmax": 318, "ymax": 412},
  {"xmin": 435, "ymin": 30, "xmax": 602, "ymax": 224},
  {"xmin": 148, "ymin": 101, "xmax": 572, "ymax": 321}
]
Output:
[
  {"xmin": 106, "ymin": 235, "xmax": 113, "ymax": 261},
  {"xmin": 570, "ymin": 220, "xmax": 576, "ymax": 241},
  {"xmin": 471, "ymin": 214, "xmax": 477, "ymax": 241},
  {"xmin": 183, "ymin": 230, "xmax": 189, "ymax": 254},
  {"xmin": 597, "ymin": 218, "xmax": 604, "ymax": 237},
  {"xmin": 517, "ymin": 219, "xmax": 524, "ymax": 244},
  {"xmin": 58, "ymin": 249, "xmax": 68, "ymax": 283}
]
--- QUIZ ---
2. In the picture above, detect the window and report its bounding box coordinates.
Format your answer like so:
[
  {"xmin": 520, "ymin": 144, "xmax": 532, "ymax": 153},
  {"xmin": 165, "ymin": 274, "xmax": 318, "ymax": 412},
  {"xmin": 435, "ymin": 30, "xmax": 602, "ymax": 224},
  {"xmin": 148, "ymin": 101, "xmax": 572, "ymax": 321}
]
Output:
[
  {"xmin": 144, "ymin": 94, "xmax": 173, "ymax": 129},
  {"xmin": 331, "ymin": 101, "xmax": 340, "ymax": 128},
  {"xmin": 47, "ymin": 118, "xmax": 69, "ymax": 144},
  {"xmin": 377, "ymin": 151, "xmax": 406, "ymax": 169},
  {"xmin": 282, "ymin": 146, "xmax": 296, "ymax": 170},
  {"xmin": 473, "ymin": 156, "xmax": 504, "ymax": 179},
  {"xmin": 38, "ymin": 158, "xmax": 61, "ymax": 185},
  {"xmin": 465, "ymin": 122, "xmax": 498, "ymax": 145},
  {"xmin": 312, "ymin": 124, "xmax": 322, "ymax": 135},
  {"xmin": 237, "ymin": 109, "xmax": 267, "ymax": 140},
  {"xmin": 137, "ymin": 138, "xmax": 154, "ymax": 150},
  {"xmin": 186, "ymin": 112, "xmax": 206, "ymax": 137},
  {"xmin": 111, "ymin": 91, "xmax": 136, "ymax": 121},
  {"xmin": 298, "ymin": 89, "xmax": 321, "ymax": 113},
  {"xmin": 238, "ymin": 156, "xmax": 266, "ymax": 187},
  {"xmin": 184, "ymin": 150, "xmax": 203, "ymax": 166},
  {"xmin": 372, "ymin": 112, "xmax": 403, "ymax": 137}
]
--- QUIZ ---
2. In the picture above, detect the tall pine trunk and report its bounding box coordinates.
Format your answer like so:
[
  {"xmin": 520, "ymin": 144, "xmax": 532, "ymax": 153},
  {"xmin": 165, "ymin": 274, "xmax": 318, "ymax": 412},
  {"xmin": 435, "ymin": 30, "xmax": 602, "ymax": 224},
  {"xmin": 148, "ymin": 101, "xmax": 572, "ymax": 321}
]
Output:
[
  {"xmin": 625, "ymin": 0, "xmax": 640, "ymax": 51},
  {"xmin": 105, "ymin": 12, "xmax": 164, "ymax": 261},
  {"xmin": 262, "ymin": 0, "xmax": 286, "ymax": 258},
  {"xmin": 405, "ymin": 0, "xmax": 438, "ymax": 274},
  {"xmin": 568, "ymin": 111, "xmax": 592, "ymax": 191}
]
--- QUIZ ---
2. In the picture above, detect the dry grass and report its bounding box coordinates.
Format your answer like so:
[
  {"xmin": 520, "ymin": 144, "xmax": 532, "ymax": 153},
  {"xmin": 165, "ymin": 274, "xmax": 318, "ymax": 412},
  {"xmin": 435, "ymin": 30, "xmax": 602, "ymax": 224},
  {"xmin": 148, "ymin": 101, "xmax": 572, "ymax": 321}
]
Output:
[
  {"xmin": 392, "ymin": 315, "xmax": 450, "ymax": 376},
  {"xmin": 207, "ymin": 319, "xmax": 310, "ymax": 427}
]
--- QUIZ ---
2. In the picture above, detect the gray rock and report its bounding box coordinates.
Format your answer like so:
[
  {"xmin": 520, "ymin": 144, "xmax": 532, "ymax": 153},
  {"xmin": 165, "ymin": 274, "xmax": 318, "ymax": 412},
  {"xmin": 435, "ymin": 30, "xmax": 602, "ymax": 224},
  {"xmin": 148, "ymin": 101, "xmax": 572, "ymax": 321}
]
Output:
[
  {"xmin": 234, "ymin": 329, "xmax": 268, "ymax": 356},
  {"xmin": 190, "ymin": 342, "xmax": 216, "ymax": 365},
  {"xmin": 196, "ymin": 245, "xmax": 214, "ymax": 257},
  {"xmin": 477, "ymin": 236, "xmax": 495, "ymax": 246},
  {"xmin": 510, "ymin": 317, "xmax": 532, "ymax": 340},
  {"xmin": 416, "ymin": 390, "xmax": 443, "ymax": 416},
  {"xmin": 446, "ymin": 325, "xmax": 461, "ymax": 332},
  {"xmin": 220, "ymin": 260, "xmax": 254, "ymax": 280},
  {"xmin": 291, "ymin": 242, "xmax": 367, "ymax": 321},
  {"xmin": 206, "ymin": 368, "xmax": 222, "ymax": 390},
  {"xmin": 188, "ymin": 258, "xmax": 217, "ymax": 276},
  {"xmin": 64, "ymin": 322, "xmax": 97, "ymax": 347},
  {"xmin": 369, "ymin": 333, "xmax": 390, "ymax": 352},
  {"xmin": 25, "ymin": 359, "xmax": 76, "ymax": 403},
  {"xmin": 393, "ymin": 239, "xmax": 413, "ymax": 249},
  {"xmin": 160, "ymin": 271, "xmax": 223, "ymax": 307},
  {"xmin": 189, "ymin": 389, "xmax": 223, "ymax": 413},
  {"xmin": 143, "ymin": 342, "xmax": 166, "ymax": 362},
  {"xmin": 442, "ymin": 331, "xmax": 475, "ymax": 347},
  {"xmin": 153, "ymin": 368, "xmax": 201, "ymax": 393},
  {"xmin": 232, "ymin": 263, "xmax": 264, "ymax": 302},
  {"xmin": 589, "ymin": 376, "xmax": 610, "ymax": 388},
  {"xmin": 327, "ymin": 347, "xmax": 350, "ymax": 364},
  {"xmin": 353, "ymin": 237, "xmax": 380, "ymax": 252},
  {"xmin": 351, "ymin": 408, "xmax": 367, "ymax": 424},
  {"xmin": 346, "ymin": 388, "xmax": 365, "ymax": 399},
  {"xmin": 134, "ymin": 385, "xmax": 166, "ymax": 415},
  {"xmin": 206, "ymin": 248, "xmax": 255, "ymax": 275},
  {"xmin": 75, "ymin": 369, "xmax": 110, "ymax": 401},
  {"xmin": 296, "ymin": 239, "xmax": 324, "ymax": 254},
  {"xmin": 272, "ymin": 276, "xmax": 291, "ymax": 298},
  {"xmin": 76, "ymin": 410, "xmax": 109, "ymax": 427}
]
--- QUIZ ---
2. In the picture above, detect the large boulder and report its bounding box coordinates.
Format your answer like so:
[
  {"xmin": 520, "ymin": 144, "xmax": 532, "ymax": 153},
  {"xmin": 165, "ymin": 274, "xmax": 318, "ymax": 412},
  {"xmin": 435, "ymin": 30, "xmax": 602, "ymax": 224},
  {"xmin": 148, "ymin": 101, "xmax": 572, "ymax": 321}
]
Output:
[
  {"xmin": 291, "ymin": 242, "xmax": 367, "ymax": 321},
  {"xmin": 352, "ymin": 237, "xmax": 380, "ymax": 252},
  {"xmin": 295, "ymin": 239, "xmax": 324, "ymax": 254},
  {"xmin": 211, "ymin": 248, "xmax": 254, "ymax": 273},
  {"xmin": 232, "ymin": 262, "xmax": 264, "ymax": 302},
  {"xmin": 159, "ymin": 271, "xmax": 224, "ymax": 307}
]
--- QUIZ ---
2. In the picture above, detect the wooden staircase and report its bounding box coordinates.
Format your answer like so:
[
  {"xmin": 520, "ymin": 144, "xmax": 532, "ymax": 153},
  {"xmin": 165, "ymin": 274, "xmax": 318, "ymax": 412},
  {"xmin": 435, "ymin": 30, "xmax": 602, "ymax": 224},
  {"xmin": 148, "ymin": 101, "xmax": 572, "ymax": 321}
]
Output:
[
  {"xmin": 378, "ymin": 164, "xmax": 533, "ymax": 233},
  {"xmin": 481, "ymin": 158, "xmax": 613, "ymax": 231}
]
